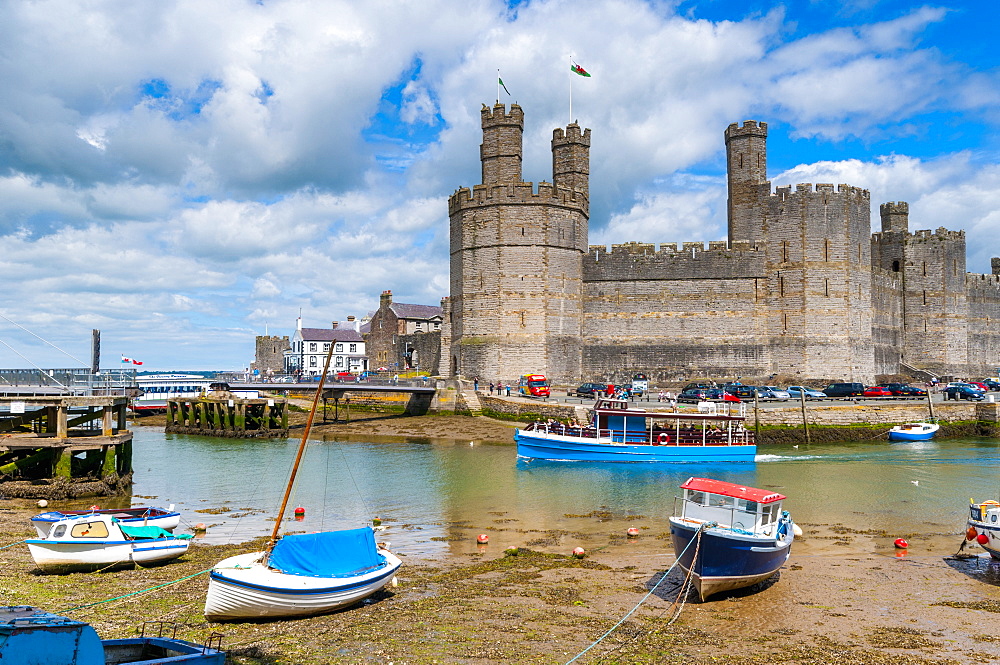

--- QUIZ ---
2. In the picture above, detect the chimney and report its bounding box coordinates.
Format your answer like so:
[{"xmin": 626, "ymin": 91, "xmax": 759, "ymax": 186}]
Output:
[
  {"xmin": 332, "ymin": 321, "xmax": 339, "ymax": 329},
  {"xmin": 380, "ymin": 290, "xmax": 392, "ymax": 310}
]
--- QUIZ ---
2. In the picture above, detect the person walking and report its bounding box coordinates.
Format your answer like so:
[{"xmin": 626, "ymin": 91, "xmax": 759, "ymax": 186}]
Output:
[
  {"xmin": 474, "ymin": 376, "xmax": 480, "ymax": 392},
  {"xmin": 505, "ymin": 383, "xmax": 511, "ymax": 396},
  {"xmin": 489, "ymin": 382, "xmax": 495, "ymax": 395}
]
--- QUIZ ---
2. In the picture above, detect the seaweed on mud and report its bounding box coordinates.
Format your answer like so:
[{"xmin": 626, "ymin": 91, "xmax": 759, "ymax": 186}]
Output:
[{"xmin": 933, "ymin": 599, "xmax": 1000, "ymax": 613}]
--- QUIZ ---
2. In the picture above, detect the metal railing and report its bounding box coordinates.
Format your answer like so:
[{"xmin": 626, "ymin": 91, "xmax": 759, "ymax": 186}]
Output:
[{"xmin": 0, "ymin": 368, "xmax": 137, "ymax": 395}]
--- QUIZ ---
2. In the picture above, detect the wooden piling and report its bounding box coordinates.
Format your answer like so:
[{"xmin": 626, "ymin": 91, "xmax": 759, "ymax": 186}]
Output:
[
  {"xmin": 799, "ymin": 390, "xmax": 811, "ymax": 445},
  {"xmin": 165, "ymin": 394, "xmax": 288, "ymax": 438}
]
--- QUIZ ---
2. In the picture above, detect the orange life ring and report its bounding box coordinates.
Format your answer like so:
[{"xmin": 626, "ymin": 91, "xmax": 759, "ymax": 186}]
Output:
[{"xmin": 657, "ymin": 433, "xmax": 670, "ymax": 444}]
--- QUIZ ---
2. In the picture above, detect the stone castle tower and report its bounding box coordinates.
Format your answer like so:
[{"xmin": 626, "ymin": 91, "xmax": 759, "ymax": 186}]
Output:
[{"xmin": 446, "ymin": 103, "xmax": 590, "ymax": 380}]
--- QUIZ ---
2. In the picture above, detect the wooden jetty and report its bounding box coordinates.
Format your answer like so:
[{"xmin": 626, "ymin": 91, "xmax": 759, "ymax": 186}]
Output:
[
  {"xmin": 165, "ymin": 394, "xmax": 288, "ymax": 438},
  {"xmin": 0, "ymin": 395, "xmax": 132, "ymax": 499}
]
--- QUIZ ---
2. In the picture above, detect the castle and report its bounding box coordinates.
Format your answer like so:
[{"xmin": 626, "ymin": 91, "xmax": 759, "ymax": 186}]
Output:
[{"xmin": 440, "ymin": 104, "xmax": 1000, "ymax": 384}]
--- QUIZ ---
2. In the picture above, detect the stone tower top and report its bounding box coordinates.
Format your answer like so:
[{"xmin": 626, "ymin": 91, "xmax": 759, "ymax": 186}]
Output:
[
  {"xmin": 725, "ymin": 120, "xmax": 769, "ymax": 244},
  {"xmin": 480, "ymin": 103, "xmax": 524, "ymax": 185},
  {"xmin": 993, "ymin": 257, "xmax": 1000, "ymax": 276},
  {"xmin": 551, "ymin": 122, "xmax": 591, "ymax": 200},
  {"xmin": 879, "ymin": 201, "xmax": 909, "ymax": 233},
  {"xmin": 724, "ymin": 119, "xmax": 768, "ymax": 141}
]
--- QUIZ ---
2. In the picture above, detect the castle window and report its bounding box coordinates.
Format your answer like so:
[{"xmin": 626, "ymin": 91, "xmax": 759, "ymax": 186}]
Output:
[
  {"xmin": 782, "ymin": 241, "xmax": 788, "ymax": 263},
  {"xmin": 739, "ymin": 154, "xmax": 743, "ymax": 169},
  {"xmin": 824, "ymin": 278, "xmax": 829, "ymax": 297},
  {"xmin": 923, "ymin": 262, "xmax": 927, "ymax": 276},
  {"xmin": 521, "ymin": 227, "xmax": 525, "ymax": 236},
  {"xmin": 923, "ymin": 290, "xmax": 927, "ymax": 305},
  {"xmin": 779, "ymin": 274, "xmax": 784, "ymax": 297},
  {"xmin": 782, "ymin": 313, "xmax": 787, "ymax": 331},
  {"xmin": 824, "ymin": 240, "xmax": 829, "ymax": 262},
  {"xmin": 892, "ymin": 260, "xmax": 900, "ymax": 272}
]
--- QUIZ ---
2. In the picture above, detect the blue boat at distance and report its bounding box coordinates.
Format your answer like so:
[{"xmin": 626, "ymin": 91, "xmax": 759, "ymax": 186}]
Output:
[
  {"xmin": 887, "ymin": 421, "xmax": 940, "ymax": 441},
  {"xmin": 669, "ymin": 477, "xmax": 796, "ymax": 601},
  {"xmin": 514, "ymin": 397, "xmax": 756, "ymax": 462},
  {"xmin": 0, "ymin": 605, "xmax": 224, "ymax": 664}
]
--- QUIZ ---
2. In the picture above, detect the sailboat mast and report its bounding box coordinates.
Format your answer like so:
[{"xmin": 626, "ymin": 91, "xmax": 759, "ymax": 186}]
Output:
[{"xmin": 266, "ymin": 335, "xmax": 337, "ymax": 555}]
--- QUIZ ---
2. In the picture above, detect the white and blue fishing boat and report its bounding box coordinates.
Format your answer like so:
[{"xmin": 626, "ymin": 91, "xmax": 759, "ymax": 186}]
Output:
[
  {"xmin": 887, "ymin": 421, "xmax": 939, "ymax": 441},
  {"xmin": 669, "ymin": 477, "xmax": 796, "ymax": 601},
  {"xmin": 0, "ymin": 605, "xmax": 224, "ymax": 664},
  {"xmin": 25, "ymin": 513, "xmax": 192, "ymax": 572},
  {"xmin": 30, "ymin": 505, "xmax": 180, "ymax": 538},
  {"xmin": 204, "ymin": 340, "xmax": 401, "ymax": 621},
  {"xmin": 515, "ymin": 398, "xmax": 755, "ymax": 463},
  {"xmin": 966, "ymin": 499, "xmax": 1000, "ymax": 559}
]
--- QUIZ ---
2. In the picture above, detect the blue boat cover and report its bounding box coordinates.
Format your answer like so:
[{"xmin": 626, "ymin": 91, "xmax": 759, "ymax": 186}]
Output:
[
  {"xmin": 118, "ymin": 524, "xmax": 192, "ymax": 540},
  {"xmin": 268, "ymin": 527, "xmax": 386, "ymax": 578}
]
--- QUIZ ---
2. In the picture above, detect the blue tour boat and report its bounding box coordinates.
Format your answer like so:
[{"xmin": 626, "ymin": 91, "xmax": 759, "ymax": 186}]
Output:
[
  {"xmin": 887, "ymin": 421, "xmax": 939, "ymax": 441},
  {"xmin": 515, "ymin": 397, "xmax": 756, "ymax": 463},
  {"xmin": 0, "ymin": 605, "xmax": 225, "ymax": 664},
  {"xmin": 669, "ymin": 477, "xmax": 796, "ymax": 601}
]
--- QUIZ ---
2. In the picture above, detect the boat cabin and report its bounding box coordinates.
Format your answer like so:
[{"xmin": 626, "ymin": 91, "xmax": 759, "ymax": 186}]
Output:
[
  {"xmin": 591, "ymin": 398, "xmax": 750, "ymax": 446},
  {"xmin": 674, "ymin": 477, "xmax": 787, "ymax": 537}
]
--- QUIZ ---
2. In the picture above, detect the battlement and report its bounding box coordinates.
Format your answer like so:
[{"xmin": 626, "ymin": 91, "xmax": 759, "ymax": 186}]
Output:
[
  {"xmin": 909, "ymin": 227, "xmax": 965, "ymax": 241},
  {"xmin": 586, "ymin": 240, "xmax": 762, "ymax": 258},
  {"xmin": 552, "ymin": 123, "xmax": 591, "ymax": 146},
  {"xmin": 770, "ymin": 182, "xmax": 870, "ymax": 202},
  {"xmin": 967, "ymin": 272, "xmax": 1000, "ymax": 286},
  {"xmin": 994, "ymin": 257, "xmax": 1000, "ymax": 275},
  {"xmin": 724, "ymin": 120, "xmax": 768, "ymax": 142},
  {"xmin": 880, "ymin": 201, "xmax": 909, "ymax": 216},
  {"xmin": 481, "ymin": 103, "xmax": 523, "ymax": 128},
  {"xmin": 448, "ymin": 181, "xmax": 588, "ymax": 215}
]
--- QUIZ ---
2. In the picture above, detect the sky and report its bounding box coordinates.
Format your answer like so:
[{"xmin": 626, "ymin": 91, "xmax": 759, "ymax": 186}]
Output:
[{"xmin": 0, "ymin": 0, "xmax": 997, "ymax": 370}]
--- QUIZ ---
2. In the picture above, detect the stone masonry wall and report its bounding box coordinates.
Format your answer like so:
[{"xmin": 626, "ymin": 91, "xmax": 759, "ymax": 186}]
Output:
[
  {"xmin": 966, "ymin": 272, "xmax": 1000, "ymax": 376},
  {"xmin": 253, "ymin": 335, "xmax": 290, "ymax": 373},
  {"xmin": 871, "ymin": 268, "xmax": 903, "ymax": 376}
]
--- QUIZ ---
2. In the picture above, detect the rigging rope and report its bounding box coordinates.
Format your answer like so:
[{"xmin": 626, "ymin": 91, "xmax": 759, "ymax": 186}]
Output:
[
  {"xmin": 563, "ymin": 523, "xmax": 709, "ymax": 664},
  {"xmin": 0, "ymin": 311, "xmax": 89, "ymax": 366}
]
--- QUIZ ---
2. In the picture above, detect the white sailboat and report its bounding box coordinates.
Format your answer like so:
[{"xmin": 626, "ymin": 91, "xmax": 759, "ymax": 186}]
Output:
[{"xmin": 204, "ymin": 343, "xmax": 401, "ymax": 621}]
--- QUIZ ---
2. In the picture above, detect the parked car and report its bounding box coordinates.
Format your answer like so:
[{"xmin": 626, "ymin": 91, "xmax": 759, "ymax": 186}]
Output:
[
  {"xmin": 984, "ymin": 379, "xmax": 1000, "ymax": 391},
  {"xmin": 823, "ymin": 382, "xmax": 865, "ymax": 397},
  {"xmin": 863, "ymin": 386, "xmax": 892, "ymax": 397},
  {"xmin": 878, "ymin": 383, "xmax": 926, "ymax": 397},
  {"xmin": 359, "ymin": 370, "xmax": 380, "ymax": 380},
  {"xmin": 682, "ymin": 382, "xmax": 716, "ymax": 392},
  {"xmin": 335, "ymin": 372, "xmax": 356, "ymax": 382},
  {"xmin": 759, "ymin": 386, "xmax": 790, "ymax": 401},
  {"xmin": 786, "ymin": 385, "xmax": 826, "ymax": 400},
  {"xmin": 727, "ymin": 385, "xmax": 764, "ymax": 399},
  {"xmin": 573, "ymin": 382, "xmax": 607, "ymax": 398},
  {"xmin": 947, "ymin": 382, "xmax": 985, "ymax": 393},
  {"xmin": 677, "ymin": 389, "xmax": 711, "ymax": 403},
  {"xmin": 944, "ymin": 385, "xmax": 986, "ymax": 401},
  {"xmin": 969, "ymin": 382, "xmax": 990, "ymax": 393}
]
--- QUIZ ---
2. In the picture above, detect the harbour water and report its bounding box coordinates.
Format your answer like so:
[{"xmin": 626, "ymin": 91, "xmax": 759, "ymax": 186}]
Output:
[{"xmin": 107, "ymin": 426, "xmax": 1000, "ymax": 558}]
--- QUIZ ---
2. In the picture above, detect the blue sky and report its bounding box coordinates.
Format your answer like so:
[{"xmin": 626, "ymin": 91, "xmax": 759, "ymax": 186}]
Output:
[{"xmin": 0, "ymin": 0, "xmax": 997, "ymax": 369}]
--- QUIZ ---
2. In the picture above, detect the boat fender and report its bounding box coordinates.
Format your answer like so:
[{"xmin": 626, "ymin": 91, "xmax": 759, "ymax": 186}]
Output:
[
  {"xmin": 657, "ymin": 433, "xmax": 670, "ymax": 444},
  {"xmin": 894, "ymin": 538, "xmax": 908, "ymax": 549},
  {"xmin": 977, "ymin": 533, "xmax": 990, "ymax": 545},
  {"xmin": 792, "ymin": 523, "xmax": 803, "ymax": 537},
  {"xmin": 967, "ymin": 527, "xmax": 979, "ymax": 540}
]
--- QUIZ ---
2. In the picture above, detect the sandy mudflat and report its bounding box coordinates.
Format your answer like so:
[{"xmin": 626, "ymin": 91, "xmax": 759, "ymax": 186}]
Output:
[{"xmin": 4, "ymin": 412, "xmax": 1000, "ymax": 664}]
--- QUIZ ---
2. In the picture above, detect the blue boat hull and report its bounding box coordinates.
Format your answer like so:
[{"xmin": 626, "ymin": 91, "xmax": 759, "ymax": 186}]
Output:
[
  {"xmin": 669, "ymin": 519, "xmax": 792, "ymax": 600},
  {"xmin": 515, "ymin": 430, "xmax": 756, "ymax": 463},
  {"xmin": 887, "ymin": 431, "xmax": 934, "ymax": 441}
]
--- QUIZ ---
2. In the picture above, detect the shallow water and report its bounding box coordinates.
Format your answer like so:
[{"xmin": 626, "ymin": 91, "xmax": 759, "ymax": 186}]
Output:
[{"xmin": 85, "ymin": 427, "xmax": 1000, "ymax": 558}]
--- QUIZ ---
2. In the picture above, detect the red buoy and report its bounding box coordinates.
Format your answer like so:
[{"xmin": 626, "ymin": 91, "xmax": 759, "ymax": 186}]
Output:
[
  {"xmin": 977, "ymin": 533, "xmax": 990, "ymax": 545},
  {"xmin": 477, "ymin": 534, "xmax": 489, "ymax": 544},
  {"xmin": 626, "ymin": 527, "xmax": 640, "ymax": 537},
  {"xmin": 572, "ymin": 547, "xmax": 586, "ymax": 558},
  {"xmin": 967, "ymin": 527, "xmax": 979, "ymax": 541},
  {"xmin": 893, "ymin": 538, "xmax": 908, "ymax": 549},
  {"xmin": 89, "ymin": 505, "xmax": 100, "ymax": 511},
  {"xmin": 294, "ymin": 507, "xmax": 305, "ymax": 515},
  {"xmin": 193, "ymin": 523, "xmax": 207, "ymax": 532}
]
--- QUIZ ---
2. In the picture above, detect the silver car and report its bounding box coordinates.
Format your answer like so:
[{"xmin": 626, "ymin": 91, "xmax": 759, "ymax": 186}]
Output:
[
  {"xmin": 786, "ymin": 385, "xmax": 826, "ymax": 400},
  {"xmin": 760, "ymin": 385, "xmax": 791, "ymax": 401}
]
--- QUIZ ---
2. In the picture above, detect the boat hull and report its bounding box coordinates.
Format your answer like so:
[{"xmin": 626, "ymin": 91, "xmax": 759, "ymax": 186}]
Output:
[
  {"xmin": 887, "ymin": 424, "xmax": 939, "ymax": 441},
  {"xmin": 515, "ymin": 430, "xmax": 756, "ymax": 463},
  {"xmin": 669, "ymin": 518, "xmax": 792, "ymax": 601},
  {"xmin": 25, "ymin": 538, "xmax": 190, "ymax": 572},
  {"xmin": 30, "ymin": 507, "xmax": 180, "ymax": 538},
  {"xmin": 204, "ymin": 549, "xmax": 403, "ymax": 621},
  {"xmin": 968, "ymin": 515, "xmax": 1000, "ymax": 559}
]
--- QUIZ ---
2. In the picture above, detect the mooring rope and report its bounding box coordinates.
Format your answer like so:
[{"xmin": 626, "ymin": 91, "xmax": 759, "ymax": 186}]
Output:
[
  {"xmin": 59, "ymin": 568, "xmax": 212, "ymax": 613},
  {"xmin": 563, "ymin": 524, "xmax": 708, "ymax": 665},
  {"xmin": 0, "ymin": 540, "xmax": 25, "ymax": 550}
]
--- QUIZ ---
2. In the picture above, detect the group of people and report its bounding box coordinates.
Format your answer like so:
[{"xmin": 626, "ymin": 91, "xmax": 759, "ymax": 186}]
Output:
[
  {"xmin": 656, "ymin": 390, "xmax": 677, "ymax": 406},
  {"xmin": 486, "ymin": 381, "xmax": 511, "ymax": 396}
]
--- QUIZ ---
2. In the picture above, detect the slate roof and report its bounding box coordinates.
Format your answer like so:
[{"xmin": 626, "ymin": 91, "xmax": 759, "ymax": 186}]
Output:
[
  {"xmin": 299, "ymin": 328, "xmax": 364, "ymax": 343},
  {"xmin": 390, "ymin": 303, "xmax": 443, "ymax": 320}
]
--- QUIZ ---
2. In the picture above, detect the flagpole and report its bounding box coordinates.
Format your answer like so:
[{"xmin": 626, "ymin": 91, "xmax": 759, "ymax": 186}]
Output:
[
  {"xmin": 568, "ymin": 55, "xmax": 573, "ymax": 124},
  {"xmin": 497, "ymin": 68, "xmax": 500, "ymax": 105}
]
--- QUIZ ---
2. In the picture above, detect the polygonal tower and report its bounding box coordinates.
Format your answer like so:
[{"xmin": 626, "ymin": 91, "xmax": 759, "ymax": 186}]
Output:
[
  {"xmin": 446, "ymin": 104, "xmax": 590, "ymax": 382},
  {"xmin": 725, "ymin": 120, "xmax": 769, "ymax": 247}
]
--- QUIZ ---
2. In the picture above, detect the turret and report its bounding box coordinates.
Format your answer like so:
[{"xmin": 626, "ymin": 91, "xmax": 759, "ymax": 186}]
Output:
[
  {"xmin": 880, "ymin": 201, "xmax": 909, "ymax": 233},
  {"xmin": 725, "ymin": 120, "xmax": 768, "ymax": 244},
  {"xmin": 551, "ymin": 123, "xmax": 591, "ymax": 199},
  {"xmin": 993, "ymin": 257, "xmax": 1000, "ymax": 276},
  {"xmin": 480, "ymin": 103, "xmax": 523, "ymax": 185}
]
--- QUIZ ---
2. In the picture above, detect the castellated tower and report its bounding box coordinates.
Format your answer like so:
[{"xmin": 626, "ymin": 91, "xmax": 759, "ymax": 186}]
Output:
[
  {"xmin": 872, "ymin": 201, "xmax": 968, "ymax": 377},
  {"xmin": 726, "ymin": 120, "xmax": 875, "ymax": 380},
  {"xmin": 446, "ymin": 104, "xmax": 589, "ymax": 382},
  {"xmin": 725, "ymin": 121, "xmax": 769, "ymax": 247}
]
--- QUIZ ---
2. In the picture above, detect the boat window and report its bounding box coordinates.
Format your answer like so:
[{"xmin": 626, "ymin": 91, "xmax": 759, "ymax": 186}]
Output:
[
  {"xmin": 712, "ymin": 495, "xmax": 736, "ymax": 509},
  {"xmin": 52, "ymin": 524, "xmax": 66, "ymax": 538},
  {"xmin": 738, "ymin": 499, "xmax": 758, "ymax": 514},
  {"xmin": 687, "ymin": 491, "xmax": 707, "ymax": 506},
  {"xmin": 993, "ymin": 515, "xmax": 997, "ymax": 523},
  {"xmin": 71, "ymin": 521, "xmax": 110, "ymax": 538}
]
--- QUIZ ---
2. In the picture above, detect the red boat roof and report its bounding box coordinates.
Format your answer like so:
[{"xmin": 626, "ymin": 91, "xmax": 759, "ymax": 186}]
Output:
[{"xmin": 680, "ymin": 477, "xmax": 786, "ymax": 503}]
